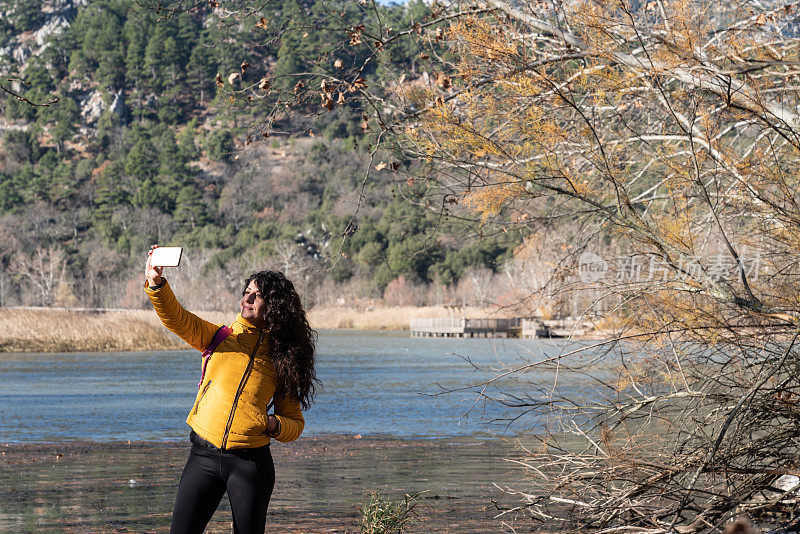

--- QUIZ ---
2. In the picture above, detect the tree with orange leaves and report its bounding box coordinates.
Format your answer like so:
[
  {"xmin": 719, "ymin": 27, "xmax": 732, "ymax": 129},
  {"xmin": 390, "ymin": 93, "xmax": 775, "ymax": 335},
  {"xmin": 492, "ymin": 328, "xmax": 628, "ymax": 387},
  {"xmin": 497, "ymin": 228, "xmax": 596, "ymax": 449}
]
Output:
[{"xmin": 394, "ymin": 0, "xmax": 800, "ymax": 531}]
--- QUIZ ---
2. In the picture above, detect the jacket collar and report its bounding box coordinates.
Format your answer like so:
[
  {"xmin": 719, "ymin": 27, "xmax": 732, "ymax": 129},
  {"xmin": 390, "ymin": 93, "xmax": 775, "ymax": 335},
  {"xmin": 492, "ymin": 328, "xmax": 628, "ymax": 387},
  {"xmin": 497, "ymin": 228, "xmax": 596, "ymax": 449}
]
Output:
[{"xmin": 232, "ymin": 313, "xmax": 268, "ymax": 335}]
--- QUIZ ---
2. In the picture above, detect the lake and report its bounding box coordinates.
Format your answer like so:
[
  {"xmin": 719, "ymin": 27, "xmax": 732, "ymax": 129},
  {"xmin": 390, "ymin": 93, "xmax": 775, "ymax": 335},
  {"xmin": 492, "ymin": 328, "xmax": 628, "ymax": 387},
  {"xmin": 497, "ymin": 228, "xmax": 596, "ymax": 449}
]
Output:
[{"xmin": 0, "ymin": 330, "xmax": 604, "ymax": 442}]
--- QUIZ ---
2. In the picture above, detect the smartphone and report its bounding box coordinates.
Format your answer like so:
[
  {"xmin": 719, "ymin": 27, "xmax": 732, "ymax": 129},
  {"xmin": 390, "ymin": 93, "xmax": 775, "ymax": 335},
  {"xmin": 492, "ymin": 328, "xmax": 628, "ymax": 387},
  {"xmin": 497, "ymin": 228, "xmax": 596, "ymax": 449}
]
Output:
[{"xmin": 150, "ymin": 247, "xmax": 183, "ymax": 267}]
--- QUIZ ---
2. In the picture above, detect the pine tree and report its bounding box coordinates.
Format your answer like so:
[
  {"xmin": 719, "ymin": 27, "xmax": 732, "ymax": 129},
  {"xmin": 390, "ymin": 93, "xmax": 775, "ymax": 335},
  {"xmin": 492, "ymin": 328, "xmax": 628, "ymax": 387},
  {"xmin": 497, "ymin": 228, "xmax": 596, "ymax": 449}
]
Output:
[
  {"xmin": 11, "ymin": 0, "xmax": 42, "ymax": 32},
  {"xmin": 124, "ymin": 137, "xmax": 158, "ymax": 181},
  {"xmin": 186, "ymin": 42, "xmax": 217, "ymax": 108},
  {"xmin": 174, "ymin": 186, "xmax": 208, "ymax": 230},
  {"xmin": 46, "ymin": 96, "xmax": 80, "ymax": 154}
]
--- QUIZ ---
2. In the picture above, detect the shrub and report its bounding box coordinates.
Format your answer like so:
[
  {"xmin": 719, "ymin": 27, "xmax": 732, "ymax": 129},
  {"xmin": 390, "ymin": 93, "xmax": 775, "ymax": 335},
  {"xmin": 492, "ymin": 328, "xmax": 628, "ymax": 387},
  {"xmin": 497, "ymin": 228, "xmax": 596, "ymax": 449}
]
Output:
[{"xmin": 359, "ymin": 492, "xmax": 421, "ymax": 534}]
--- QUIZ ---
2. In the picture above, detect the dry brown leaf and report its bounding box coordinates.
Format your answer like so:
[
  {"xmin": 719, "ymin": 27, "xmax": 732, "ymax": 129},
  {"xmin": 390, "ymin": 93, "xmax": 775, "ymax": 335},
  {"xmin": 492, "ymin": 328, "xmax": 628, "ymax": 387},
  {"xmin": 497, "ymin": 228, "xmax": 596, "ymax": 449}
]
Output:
[
  {"xmin": 321, "ymin": 93, "xmax": 334, "ymax": 110},
  {"xmin": 349, "ymin": 24, "xmax": 365, "ymax": 46},
  {"xmin": 375, "ymin": 162, "xmax": 388, "ymax": 171},
  {"xmin": 258, "ymin": 78, "xmax": 271, "ymax": 91},
  {"xmin": 255, "ymin": 17, "xmax": 268, "ymax": 30},
  {"xmin": 215, "ymin": 73, "xmax": 224, "ymax": 87},
  {"xmin": 294, "ymin": 81, "xmax": 305, "ymax": 94},
  {"xmin": 336, "ymin": 92, "xmax": 346, "ymax": 104},
  {"xmin": 227, "ymin": 72, "xmax": 239, "ymax": 85},
  {"xmin": 320, "ymin": 79, "xmax": 332, "ymax": 93},
  {"xmin": 334, "ymin": 59, "xmax": 343, "ymax": 68},
  {"xmin": 240, "ymin": 61, "xmax": 250, "ymax": 73}
]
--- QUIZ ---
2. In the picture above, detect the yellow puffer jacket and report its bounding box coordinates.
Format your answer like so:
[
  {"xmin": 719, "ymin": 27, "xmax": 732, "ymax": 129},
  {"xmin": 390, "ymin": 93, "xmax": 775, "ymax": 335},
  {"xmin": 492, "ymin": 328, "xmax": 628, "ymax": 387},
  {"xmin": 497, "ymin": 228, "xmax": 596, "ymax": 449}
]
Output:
[{"xmin": 145, "ymin": 279, "xmax": 304, "ymax": 449}]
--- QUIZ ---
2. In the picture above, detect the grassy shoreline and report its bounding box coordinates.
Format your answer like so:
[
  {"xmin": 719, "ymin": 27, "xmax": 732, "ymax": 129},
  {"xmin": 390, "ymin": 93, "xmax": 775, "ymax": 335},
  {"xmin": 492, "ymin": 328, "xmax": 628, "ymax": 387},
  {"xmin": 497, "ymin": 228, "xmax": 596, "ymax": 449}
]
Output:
[{"xmin": 0, "ymin": 305, "xmax": 514, "ymax": 353}]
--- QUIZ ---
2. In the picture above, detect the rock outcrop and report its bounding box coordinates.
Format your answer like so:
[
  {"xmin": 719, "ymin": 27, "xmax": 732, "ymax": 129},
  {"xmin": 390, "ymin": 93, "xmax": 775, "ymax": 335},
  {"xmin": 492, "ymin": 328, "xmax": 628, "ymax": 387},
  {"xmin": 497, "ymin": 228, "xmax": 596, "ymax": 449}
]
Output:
[{"xmin": 0, "ymin": 0, "xmax": 84, "ymax": 75}]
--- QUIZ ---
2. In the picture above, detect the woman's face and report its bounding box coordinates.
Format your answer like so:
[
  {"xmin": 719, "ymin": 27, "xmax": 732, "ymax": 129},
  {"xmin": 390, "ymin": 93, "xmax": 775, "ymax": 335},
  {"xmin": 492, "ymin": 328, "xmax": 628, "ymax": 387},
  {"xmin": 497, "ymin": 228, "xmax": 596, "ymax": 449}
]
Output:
[{"xmin": 240, "ymin": 280, "xmax": 267, "ymax": 327}]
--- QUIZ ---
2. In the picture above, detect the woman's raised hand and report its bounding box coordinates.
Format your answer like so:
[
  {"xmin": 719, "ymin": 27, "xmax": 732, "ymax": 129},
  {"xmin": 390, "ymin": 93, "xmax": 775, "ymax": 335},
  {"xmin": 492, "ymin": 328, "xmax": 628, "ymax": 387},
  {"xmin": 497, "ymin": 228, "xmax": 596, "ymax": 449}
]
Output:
[{"xmin": 146, "ymin": 244, "xmax": 164, "ymax": 287}]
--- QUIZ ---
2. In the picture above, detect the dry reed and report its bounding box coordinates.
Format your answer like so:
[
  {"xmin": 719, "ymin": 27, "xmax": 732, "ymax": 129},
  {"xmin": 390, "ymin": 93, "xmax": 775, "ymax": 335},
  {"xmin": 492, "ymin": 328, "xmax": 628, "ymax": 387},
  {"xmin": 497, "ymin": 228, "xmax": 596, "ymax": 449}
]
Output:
[
  {"xmin": 0, "ymin": 308, "xmax": 230, "ymax": 353},
  {"xmin": 306, "ymin": 305, "xmax": 516, "ymax": 330},
  {"xmin": 0, "ymin": 305, "xmax": 516, "ymax": 353}
]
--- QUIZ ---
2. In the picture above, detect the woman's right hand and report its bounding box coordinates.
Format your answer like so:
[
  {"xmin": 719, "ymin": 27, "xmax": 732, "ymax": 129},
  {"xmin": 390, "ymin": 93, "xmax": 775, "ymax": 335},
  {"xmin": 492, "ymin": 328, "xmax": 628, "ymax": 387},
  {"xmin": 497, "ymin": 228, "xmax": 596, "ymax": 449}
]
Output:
[{"xmin": 146, "ymin": 244, "xmax": 164, "ymax": 288}]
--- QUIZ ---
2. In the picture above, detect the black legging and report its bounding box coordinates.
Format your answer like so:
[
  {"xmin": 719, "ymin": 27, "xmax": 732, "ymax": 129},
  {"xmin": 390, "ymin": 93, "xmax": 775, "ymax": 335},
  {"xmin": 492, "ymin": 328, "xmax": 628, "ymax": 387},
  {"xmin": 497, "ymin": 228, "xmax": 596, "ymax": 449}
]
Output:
[{"xmin": 170, "ymin": 432, "xmax": 275, "ymax": 534}]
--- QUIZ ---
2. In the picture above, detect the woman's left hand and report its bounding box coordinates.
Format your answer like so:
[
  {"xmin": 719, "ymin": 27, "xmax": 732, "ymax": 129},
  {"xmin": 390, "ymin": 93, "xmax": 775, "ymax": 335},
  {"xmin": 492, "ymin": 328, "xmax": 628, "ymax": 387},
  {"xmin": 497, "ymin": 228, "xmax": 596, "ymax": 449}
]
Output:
[{"xmin": 266, "ymin": 415, "xmax": 280, "ymax": 436}]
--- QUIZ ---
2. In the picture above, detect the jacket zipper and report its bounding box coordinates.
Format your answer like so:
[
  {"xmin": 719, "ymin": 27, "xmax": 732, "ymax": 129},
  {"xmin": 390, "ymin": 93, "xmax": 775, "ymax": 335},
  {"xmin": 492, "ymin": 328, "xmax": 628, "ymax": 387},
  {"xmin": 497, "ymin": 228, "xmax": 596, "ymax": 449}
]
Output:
[
  {"xmin": 220, "ymin": 330, "xmax": 264, "ymax": 449},
  {"xmin": 193, "ymin": 380, "xmax": 213, "ymax": 415}
]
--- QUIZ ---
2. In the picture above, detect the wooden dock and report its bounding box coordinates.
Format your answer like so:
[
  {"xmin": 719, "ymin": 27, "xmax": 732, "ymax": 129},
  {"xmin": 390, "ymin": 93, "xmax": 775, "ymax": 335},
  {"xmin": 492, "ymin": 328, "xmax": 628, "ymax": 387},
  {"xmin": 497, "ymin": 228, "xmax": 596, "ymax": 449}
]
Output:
[
  {"xmin": 409, "ymin": 318, "xmax": 513, "ymax": 337},
  {"xmin": 520, "ymin": 318, "xmax": 587, "ymax": 338},
  {"xmin": 410, "ymin": 317, "xmax": 588, "ymax": 338}
]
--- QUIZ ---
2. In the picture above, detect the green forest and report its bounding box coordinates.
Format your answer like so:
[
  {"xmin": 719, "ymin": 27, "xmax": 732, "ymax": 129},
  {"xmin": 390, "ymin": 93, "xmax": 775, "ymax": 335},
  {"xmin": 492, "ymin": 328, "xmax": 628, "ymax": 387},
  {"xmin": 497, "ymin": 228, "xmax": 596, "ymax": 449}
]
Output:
[{"xmin": 0, "ymin": 0, "xmax": 524, "ymax": 310}]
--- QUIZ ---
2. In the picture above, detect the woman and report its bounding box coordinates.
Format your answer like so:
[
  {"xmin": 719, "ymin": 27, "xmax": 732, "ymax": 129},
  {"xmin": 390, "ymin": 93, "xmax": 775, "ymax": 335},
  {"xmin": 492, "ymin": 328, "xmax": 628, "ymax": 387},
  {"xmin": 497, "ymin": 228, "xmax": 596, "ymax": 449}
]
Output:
[{"xmin": 145, "ymin": 246, "xmax": 317, "ymax": 534}]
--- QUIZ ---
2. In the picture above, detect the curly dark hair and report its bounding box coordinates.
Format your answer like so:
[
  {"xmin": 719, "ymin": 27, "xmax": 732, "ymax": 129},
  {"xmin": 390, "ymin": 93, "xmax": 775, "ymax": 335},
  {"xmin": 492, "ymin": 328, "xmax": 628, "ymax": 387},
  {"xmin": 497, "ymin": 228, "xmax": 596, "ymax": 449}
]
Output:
[{"xmin": 243, "ymin": 270, "xmax": 317, "ymax": 410}]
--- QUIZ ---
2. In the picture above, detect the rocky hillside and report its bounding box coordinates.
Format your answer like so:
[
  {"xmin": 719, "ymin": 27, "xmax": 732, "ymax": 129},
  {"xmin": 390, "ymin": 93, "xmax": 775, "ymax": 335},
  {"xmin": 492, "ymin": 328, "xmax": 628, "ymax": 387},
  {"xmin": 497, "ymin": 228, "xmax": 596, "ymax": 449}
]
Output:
[{"xmin": 0, "ymin": 0, "xmax": 523, "ymax": 311}]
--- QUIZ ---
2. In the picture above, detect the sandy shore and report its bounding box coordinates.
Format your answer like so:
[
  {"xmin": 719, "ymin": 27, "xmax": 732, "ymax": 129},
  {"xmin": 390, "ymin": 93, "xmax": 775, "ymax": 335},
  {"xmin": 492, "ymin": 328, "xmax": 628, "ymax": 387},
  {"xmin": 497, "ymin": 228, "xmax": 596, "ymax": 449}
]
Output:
[{"xmin": 0, "ymin": 435, "xmax": 531, "ymax": 533}]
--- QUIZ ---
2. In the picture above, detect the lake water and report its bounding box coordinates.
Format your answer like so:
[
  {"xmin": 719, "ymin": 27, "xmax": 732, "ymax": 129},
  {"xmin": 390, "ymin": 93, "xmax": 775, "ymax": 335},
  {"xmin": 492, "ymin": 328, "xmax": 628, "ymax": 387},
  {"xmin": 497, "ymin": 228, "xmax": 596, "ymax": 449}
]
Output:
[{"xmin": 0, "ymin": 330, "xmax": 605, "ymax": 442}]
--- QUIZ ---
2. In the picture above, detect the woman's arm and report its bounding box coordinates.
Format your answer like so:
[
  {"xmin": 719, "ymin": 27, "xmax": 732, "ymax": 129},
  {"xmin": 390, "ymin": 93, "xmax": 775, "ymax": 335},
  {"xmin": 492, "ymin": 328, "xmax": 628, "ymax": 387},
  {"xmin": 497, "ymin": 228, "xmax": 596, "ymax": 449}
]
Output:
[
  {"xmin": 268, "ymin": 396, "xmax": 305, "ymax": 442},
  {"xmin": 144, "ymin": 246, "xmax": 220, "ymax": 351}
]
